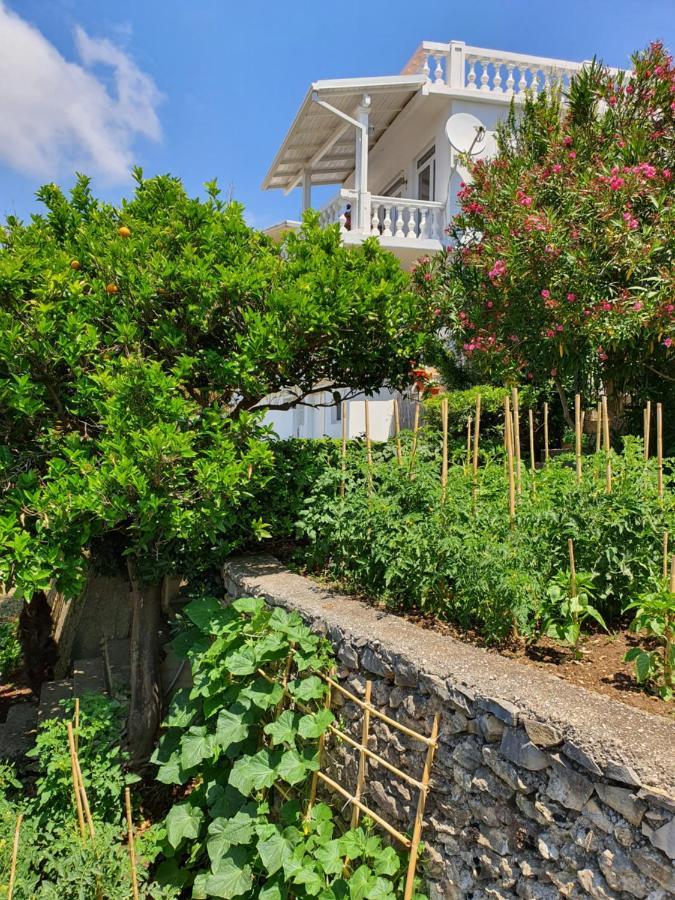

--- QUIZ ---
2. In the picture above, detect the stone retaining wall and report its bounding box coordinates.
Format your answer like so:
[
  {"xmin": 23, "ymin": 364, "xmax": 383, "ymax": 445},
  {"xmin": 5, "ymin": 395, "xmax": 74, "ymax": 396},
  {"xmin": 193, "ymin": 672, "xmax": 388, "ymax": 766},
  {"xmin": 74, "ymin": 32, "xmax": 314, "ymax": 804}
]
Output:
[{"xmin": 223, "ymin": 555, "xmax": 675, "ymax": 900}]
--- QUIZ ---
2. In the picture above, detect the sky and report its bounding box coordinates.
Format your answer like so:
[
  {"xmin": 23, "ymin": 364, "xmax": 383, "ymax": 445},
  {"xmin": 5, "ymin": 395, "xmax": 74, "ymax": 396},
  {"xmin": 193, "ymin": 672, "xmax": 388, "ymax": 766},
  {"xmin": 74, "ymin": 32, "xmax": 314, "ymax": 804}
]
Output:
[{"xmin": 0, "ymin": 0, "xmax": 673, "ymax": 229}]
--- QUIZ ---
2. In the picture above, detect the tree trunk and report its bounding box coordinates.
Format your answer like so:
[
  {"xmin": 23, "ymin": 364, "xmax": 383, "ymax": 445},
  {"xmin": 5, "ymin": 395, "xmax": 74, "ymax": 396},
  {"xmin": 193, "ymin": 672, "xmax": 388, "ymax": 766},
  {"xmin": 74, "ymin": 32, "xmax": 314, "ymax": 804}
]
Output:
[
  {"xmin": 126, "ymin": 562, "xmax": 163, "ymax": 768},
  {"xmin": 554, "ymin": 377, "xmax": 575, "ymax": 430}
]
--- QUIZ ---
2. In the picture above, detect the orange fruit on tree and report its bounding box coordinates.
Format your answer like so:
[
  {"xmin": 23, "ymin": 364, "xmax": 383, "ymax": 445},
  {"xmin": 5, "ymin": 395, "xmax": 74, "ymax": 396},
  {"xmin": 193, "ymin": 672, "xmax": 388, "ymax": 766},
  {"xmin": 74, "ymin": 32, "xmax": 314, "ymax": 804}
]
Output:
[
  {"xmin": 118, "ymin": 226, "xmax": 131, "ymax": 238},
  {"xmin": 69, "ymin": 259, "xmax": 81, "ymax": 270},
  {"xmin": 105, "ymin": 283, "xmax": 119, "ymax": 294}
]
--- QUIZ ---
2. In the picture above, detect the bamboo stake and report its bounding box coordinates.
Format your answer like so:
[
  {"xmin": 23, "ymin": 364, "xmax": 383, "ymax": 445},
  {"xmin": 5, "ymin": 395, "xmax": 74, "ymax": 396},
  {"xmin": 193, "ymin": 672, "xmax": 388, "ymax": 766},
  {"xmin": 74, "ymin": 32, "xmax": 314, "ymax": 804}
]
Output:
[
  {"xmin": 364, "ymin": 399, "xmax": 372, "ymax": 487},
  {"xmin": 402, "ymin": 713, "xmax": 440, "ymax": 900},
  {"xmin": 644, "ymin": 400, "xmax": 652, "ymax": 460},
  {"xmin": 472, "ymin": 394, "xmax": 482, "ymax": 503},
  {"xmin": 74, "ymin": 696, "xmax": 80, "ymax": 753},
  {"xmin": 657, "ymin": 402, "xmax": 663, "ymax": 500},
  {"xmin": 670, "ymin": 554, "xmax": 675, "ymax": 594},
  {"xmin": 125, "ymin": 788, "xmax": 139, "ymax": 900},
  {"xmin": 74, "ymin": 753, "xmax": 96, "ymax": 841},
  {"xmin": 568, "ymin": 538, "xmax": 577, "ymax": 598},
  {"xmin": 602, "ymin": 396, "xmax": 612, "ymax": 494},
  {"xmin": 528, "ymin": 409, "xmax": 536, "ymax": 474},
  {"xmin": 664, "ymin": 532, "xmax": 669, "ymax": 580},
  {"xmin": 67, "ymin": 722, "xmax": 87, "ymax": 841},
  {"xmin": 340, "ymin": 401, "xmax": 347, "ymax": 498},
  {"xmin": 596, "ymin": 401, "xmax": 602, "ymax": 453},
  {"xmin": 408, "ymin": 404, "xmax": 420, "ymax": 479},
  {"xmin": 466, "ymin": 416, "xmax": 472, "ymax": 471},
  {"xmin": 440, "ymin": 397, "xmax": 448, "ymax": 503},
  {"xmin": 504, "ymin": 396, "xmax": 516, "ymax": 525},
  {"xmin": 393, "ymin": 399, "xmax": 402, "ymax": 466},
  {"xmin": 306, "ymin": 669, "xmax": 334, "ymax": 818},
  {"xmin": 350, "ymin": 681, "xmax": 372, "ymax": 829},
  {"xmin": 7, "ymin": 813, "xmax": 22, "ymax": 900},
  {"xmin": 575, "ymin": 393, "xmax": 582, "ymax": 483},
  {"xmin": 511, "ymin": 387, "xmax": 522, "ymax": 494},
  {"xmin": 543, "ymin": 402, "xmax": 550, "ymax": 463},
  {"xmin": 316, "ymin": 771, "xmax": 410, "ymax": 848}
]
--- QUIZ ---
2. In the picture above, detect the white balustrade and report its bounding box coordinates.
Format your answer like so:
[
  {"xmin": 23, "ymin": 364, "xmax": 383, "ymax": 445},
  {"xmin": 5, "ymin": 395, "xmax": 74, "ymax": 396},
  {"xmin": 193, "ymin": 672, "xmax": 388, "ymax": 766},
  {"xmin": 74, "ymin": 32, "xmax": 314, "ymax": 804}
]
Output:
[
  {"xmin": 320, "ymin": 190, "xmax": 445, "ymax": 245},
  {"xmin": 413, "ymin": 40, "xmax": 593, "ymax": 99}
]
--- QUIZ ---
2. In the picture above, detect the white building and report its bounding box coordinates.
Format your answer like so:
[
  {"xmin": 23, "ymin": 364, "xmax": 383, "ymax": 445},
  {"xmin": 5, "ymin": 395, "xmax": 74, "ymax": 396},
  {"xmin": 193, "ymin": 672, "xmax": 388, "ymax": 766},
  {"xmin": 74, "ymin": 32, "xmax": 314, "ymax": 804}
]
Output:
[{"xmin": 260, "ymin": 39, "xmax": 590, "ymax": 439}]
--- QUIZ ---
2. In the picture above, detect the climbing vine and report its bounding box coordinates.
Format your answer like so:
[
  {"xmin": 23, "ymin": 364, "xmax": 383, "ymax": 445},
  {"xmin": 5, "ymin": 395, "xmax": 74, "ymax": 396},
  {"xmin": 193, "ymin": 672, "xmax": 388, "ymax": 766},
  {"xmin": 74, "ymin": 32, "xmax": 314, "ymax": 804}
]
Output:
[{"xmin": 151, "ymin": 593, "xmax": 427, "ymax": 899}]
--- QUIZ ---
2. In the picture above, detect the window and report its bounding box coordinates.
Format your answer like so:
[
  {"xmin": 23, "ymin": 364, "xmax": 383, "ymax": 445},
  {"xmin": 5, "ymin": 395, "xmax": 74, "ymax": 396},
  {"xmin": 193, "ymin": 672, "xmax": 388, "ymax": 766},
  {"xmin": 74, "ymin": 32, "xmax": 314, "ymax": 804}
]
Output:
[
  {"xmin": 331, "ymin": 396, "xmax": 343, "ymax": 424},
  {"xmin": 416, "ymin": 146, "xmax": 436, "ymax": 202}
]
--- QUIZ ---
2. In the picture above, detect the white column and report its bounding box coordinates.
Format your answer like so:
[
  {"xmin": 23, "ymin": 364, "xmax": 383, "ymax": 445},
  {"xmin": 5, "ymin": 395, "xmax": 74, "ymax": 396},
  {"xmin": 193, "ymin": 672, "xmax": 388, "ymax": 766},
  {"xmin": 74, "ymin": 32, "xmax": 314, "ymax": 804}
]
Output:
[
  {"xmin": 448, "ymin": 41, "xmax": 466, "ymax": 88},
  {"xmin": 301, "ymin": 170, "xmax": 312, "ymax": 214},
  {"xmin": 354, "ymin": 94, "xmax": 371, "ymax": 232}
]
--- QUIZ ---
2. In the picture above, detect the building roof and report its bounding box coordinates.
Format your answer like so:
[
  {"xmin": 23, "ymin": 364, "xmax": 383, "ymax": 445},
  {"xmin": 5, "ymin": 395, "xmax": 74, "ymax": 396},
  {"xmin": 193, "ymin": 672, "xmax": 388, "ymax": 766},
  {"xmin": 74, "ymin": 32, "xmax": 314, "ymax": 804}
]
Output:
[{"xmin": 261, "ymin": 75, "xmax": 427, "ymax": 193}]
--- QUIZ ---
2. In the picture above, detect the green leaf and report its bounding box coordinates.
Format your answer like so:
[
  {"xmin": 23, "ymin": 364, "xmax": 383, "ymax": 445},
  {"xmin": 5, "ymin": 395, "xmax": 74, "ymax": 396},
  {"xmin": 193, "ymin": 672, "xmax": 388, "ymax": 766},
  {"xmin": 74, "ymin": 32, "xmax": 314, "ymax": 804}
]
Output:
[
  {"xmin": 165, "ymin": 802, "xmax": 203, "ymax": 848},
  {"xmin": 264, "ymin": 710, "xmax": 299, "ymax": 746},
  {"xmin": 288, "ymin": 675, "xmax": 326, "ymax": 702},
  {"xmin": 228, "ymin": 749, "xmax": 277, "ymax": 796},
  {"xmin": 257, "ymin": 831, "xmax": 295, "ymax": 875},
  {"xmin": 164, "ymin": 689, "xmax": 197, "ymax": 729},
  {"xmin": 298, "ymin": 709, "xmax": 334, "ymax": 739},
  {"xmin": 181, "ymin": 726, "xmax": 216, "ymax": 770},
  {"xmin": 314, "ymin": 839, "xmax": 343, "ymax": 875},
  {"xmin": 348, "ymin": 865, "xmax": 376, "ymax": 900},
  {"xmin": 224, "ymin": 646, "xmax": 258, "ymax": 676},
  {"xmin": 185, "ymin": 596, "xmax": 230, "ymax": 633},
  {"xmin": 276, "ymin": 749, "xmax": 310, "ymax": 785},
  {"xmin": 232, "ymin": 596, "xmax": 266, "ymax": 617},
  {"xmin": 200, "ymin": 854, "xmax": 253, "ymax": 898},
  {"xmin": 635, "ymin": 650, "xmax": 653, "ymax": 683},
  {"xmin": 214, "ymin": 708, "xmax": 250, "ymax": 750},
  {"xmin": 240, "ymin": 676, "xmax": 284, "ymax": 710},
  {"xmin": 373, "ymin": 847, "xmax": 400, "ymax": 877}
]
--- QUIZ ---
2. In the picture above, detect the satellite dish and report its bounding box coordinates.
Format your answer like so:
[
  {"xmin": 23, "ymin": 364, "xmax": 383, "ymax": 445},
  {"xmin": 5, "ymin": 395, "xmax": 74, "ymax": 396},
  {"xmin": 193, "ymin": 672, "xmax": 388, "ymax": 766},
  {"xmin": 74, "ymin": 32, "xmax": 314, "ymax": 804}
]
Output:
[{"xmin": 445, "ymin": 113, "xmax": 486, "ymax": 156}]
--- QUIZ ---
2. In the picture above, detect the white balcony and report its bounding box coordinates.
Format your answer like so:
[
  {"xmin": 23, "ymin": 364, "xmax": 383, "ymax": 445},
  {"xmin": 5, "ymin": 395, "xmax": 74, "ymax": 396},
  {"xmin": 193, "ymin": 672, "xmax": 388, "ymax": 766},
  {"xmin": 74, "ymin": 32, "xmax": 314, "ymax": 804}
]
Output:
[
  {"xmin": 406, "ymin": 40, "xmax": 590, "ymax": 100},
  {"xmin": 319, "ymin": 188, "xmax": 445, "ymax": 263}
]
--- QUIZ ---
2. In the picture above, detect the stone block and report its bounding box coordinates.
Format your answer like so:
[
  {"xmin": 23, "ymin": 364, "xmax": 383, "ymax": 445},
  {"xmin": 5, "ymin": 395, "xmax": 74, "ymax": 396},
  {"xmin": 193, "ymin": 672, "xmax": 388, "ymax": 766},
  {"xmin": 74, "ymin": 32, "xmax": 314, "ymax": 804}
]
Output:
[
  {"xmin": 546, "ymin": 761, "xmax": 594, "ymax": 811},
  {"xmin": 577, "ymin": 868, "xmax": 619, "ymax": 899},
  {"xmin": 500, "ymin": 727, "xmax": 550, "ymax": 771},
  {"xmin": 360, "ymin": 647, "xmax": 393, "ymax": 679},
  {"xmin": 581, "ymin": 799, "xmax": 613, "ymax": 834},
  {"xmin": 562, "ymin": 740, "xmax": 603, "ymax": 776},
  {"xmin": 336, "ymin": 641, "xmax": 359, "ymax": 669},
  {"xmin": 598, "ymin": 848, "xmax": 648, "ymax": 898},
  {"xmin": 477, "ymin": 696, "xmax": 520, "ymax": 726},
  {"xmin": 482, "ymin": 745, "xmax": 532, "ymax": 793},
  {"xmin": 632, "ymin": 847, "xmax": 675, "ymax": 892},
  {"xmin": 477, "ymin": 713, "xmax": 506, "ymax": 743},
  {"xmin": 522, "ymin": 718, "xmax": 562, "ymax": 748},
  {"xmin": 647, "ymin": 817, "xmax": 675, "ymax": 860},
  {"xmin": 595, "ymin": 783, "xmax": 646, "ymax": 826}
]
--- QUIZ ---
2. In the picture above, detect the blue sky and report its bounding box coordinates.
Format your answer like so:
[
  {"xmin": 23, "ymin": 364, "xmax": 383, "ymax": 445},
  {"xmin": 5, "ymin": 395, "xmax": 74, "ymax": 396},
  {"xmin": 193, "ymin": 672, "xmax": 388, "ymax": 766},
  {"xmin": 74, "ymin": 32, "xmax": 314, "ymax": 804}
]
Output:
[{"xmin": 0, "ymin": 0, "xmax": 673, "ymax": 228}]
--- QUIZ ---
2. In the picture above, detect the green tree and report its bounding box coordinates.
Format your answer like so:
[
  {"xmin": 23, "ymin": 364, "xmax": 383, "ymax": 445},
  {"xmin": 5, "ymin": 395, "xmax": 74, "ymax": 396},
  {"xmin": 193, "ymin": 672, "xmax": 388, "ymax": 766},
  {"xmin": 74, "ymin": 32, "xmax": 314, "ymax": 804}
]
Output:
[
  {"xmin": 0, "ymin": 171, "xmax": 430, "ymax": 761},
  {"xmin": 415, "ymin": 42, "xmax": 674, "ymax": 423}
]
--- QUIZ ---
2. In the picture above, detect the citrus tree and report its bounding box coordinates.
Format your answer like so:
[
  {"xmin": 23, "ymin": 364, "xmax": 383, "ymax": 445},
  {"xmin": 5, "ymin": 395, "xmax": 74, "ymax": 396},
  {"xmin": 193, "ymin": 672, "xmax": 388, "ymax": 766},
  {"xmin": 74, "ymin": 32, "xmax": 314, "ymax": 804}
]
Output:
[
  {"xmin": 0, "ymin": 171, "xmax": 430, "ymax": 761},
  {"xmin": 415, "ymin": 42, "xmax": 674, "ymax": 422}
]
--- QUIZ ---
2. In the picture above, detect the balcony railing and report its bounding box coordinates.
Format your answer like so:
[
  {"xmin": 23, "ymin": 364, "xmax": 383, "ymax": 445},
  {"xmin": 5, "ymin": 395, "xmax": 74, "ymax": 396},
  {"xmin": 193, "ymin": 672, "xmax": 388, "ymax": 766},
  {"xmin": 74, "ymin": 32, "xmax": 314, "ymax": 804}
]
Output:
[
  {"xmin": 411, "ymin": 40, "xmax": 590, "ymax": 98},
  {"xmin": 319, "ymin": 189, "xmax": 445, "ymax": 244}
]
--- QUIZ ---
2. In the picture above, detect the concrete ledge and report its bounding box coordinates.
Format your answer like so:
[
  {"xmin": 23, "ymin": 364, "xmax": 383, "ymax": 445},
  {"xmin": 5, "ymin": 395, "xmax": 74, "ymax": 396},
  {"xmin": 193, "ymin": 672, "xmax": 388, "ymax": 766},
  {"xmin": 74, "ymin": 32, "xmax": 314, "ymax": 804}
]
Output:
[{"xmin": 223, "ymin": 554, "xmax": 675, "ymax": 795}]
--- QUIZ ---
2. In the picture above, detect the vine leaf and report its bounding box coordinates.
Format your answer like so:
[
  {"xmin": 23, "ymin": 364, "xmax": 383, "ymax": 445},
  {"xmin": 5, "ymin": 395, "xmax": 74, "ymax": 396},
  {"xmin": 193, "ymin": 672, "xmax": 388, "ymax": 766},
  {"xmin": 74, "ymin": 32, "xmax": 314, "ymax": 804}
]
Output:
[
  {"xmin": 228, "ymin": 749, "xmax": 277, "ymax": 796},
  {"xmin": 165, "ymin": 802, "xmax": 204, "ymax": 848},
  {"xmin": 264, "ymin": 710, "xmax": 299, "ymax": 746}
]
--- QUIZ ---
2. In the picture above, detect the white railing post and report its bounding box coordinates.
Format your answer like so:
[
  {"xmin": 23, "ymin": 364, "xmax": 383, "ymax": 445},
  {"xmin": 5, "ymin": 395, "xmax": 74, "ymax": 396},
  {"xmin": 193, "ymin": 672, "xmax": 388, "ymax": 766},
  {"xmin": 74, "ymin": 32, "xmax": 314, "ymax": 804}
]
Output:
[
  {"xmin": 448, "ymin": 41, "xmax": 466, "ymax": 88},
  {"xmin": 354, "ymin": 96, "xmax": 371, "ymax": 232}
]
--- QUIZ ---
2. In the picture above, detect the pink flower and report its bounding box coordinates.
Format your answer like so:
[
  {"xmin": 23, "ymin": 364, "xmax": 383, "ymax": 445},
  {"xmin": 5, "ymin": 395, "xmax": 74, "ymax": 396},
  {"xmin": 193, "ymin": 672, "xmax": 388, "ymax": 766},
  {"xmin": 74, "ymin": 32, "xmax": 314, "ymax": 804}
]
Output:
[
  {"xmin": 550, "ymin": 368, "xmax": 558, "ymax": 376},
  {"xmin": 664, "ymin": 338, "xmax": 673, "ymax": 348},
  {"xmin": 545, "ymin": 329, "xmax": 555, "ymax": 338},
  {"xmin": 556, "ymin": 324, "xmax": 564, "ymax": 332},
  {"xmin": 601, "ymin": 301, "xmax": 612, "ymax": 311},
  {"xmin": 433, "ymin": 308, "xmax": 441, "ymax": 316},
  {"xmin": 567, "ymin": 293, "xmax": 576, "ymax": 302},
  {"xmin": 633, "ymin": 301, "xmax": 643, "ymax": 311},
  {"xmin": 541, "ymin": 289, "xmax": 551, "ymax": 299},
  {"xmin": 608, "ymin": 175, "xmax": 624, "ymax": 190},
  {"xmin": 663, "ymin": 169, "xmax": 672, "ymax": 180},
  {"xmin": 569, "ymin": 151, "xmax": 577, "ymax": 160},
  {"xmin": 489, "ymin": 259, "xmax": 507, "ymax": 281},
  {"xmin": 424, "ymin": 273, "xmax": 432, "ymax": 282},
  {"xmin": 486, "ymin": 301, "xmax": 494, "ymax": 309},
  {"xmin": 552, "ymin": 164, "xmax": 563, "ymax": 174},
  {"xmin": 562, "ymin": 136, "xmax": 573, "ymax": 146}
]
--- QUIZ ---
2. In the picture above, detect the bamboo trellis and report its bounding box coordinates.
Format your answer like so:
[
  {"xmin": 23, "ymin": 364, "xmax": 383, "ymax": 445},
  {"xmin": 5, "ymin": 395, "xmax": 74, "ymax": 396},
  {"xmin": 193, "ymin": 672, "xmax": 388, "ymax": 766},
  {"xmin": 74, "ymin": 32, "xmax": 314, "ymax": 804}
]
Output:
[{"xmin": 256, "ymin": 665, "xmax": 439, "ymax": 900}]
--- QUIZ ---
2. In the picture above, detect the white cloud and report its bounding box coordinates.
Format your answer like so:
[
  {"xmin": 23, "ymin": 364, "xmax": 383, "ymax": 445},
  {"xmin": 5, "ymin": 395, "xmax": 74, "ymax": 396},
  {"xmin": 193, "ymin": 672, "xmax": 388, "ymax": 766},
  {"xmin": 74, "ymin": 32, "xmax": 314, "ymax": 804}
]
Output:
[{"xmin": 0, "ymin": 3, "xmax": 162, "ymax": 182}]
